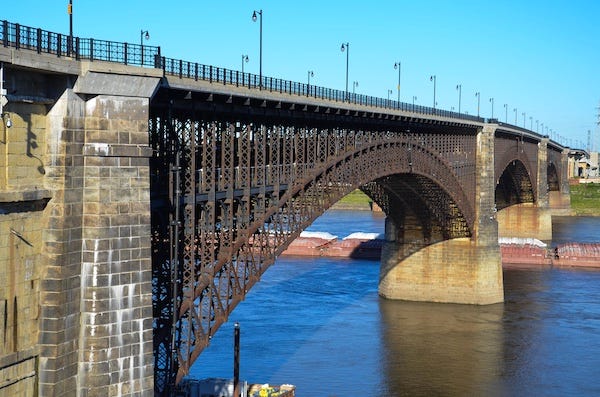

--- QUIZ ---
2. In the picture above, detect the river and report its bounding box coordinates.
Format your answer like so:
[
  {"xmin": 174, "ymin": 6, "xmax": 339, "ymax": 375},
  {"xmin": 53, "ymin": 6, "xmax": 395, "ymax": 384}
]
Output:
[{"xmin": 189, "ymin": 211, "xmax": 600, "ymax": 396}]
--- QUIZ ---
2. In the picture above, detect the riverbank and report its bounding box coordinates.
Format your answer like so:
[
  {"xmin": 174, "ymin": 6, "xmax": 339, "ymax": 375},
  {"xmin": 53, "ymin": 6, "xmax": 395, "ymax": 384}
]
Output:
[{"xmin": 336, "ymin": 183, "xmax": 600, "ymax": 215}]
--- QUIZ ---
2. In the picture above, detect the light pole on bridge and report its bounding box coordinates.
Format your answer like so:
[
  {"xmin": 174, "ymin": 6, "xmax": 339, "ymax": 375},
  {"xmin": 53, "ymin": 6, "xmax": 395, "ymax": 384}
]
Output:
[
  {"xmin": 387, "ymin": 89, "xmax": 393, "ymax": 101},
  {"xmin": 241, "ymin": 54, "xmax": 249, "ymax": 74},
  {"xmin": 140, "ymin": 30, "xmax": 149, "ymax": 63},
  {"xmin": 394, "ymin": 61, "xmax": 401, "ymax": 102},
  {"xmin": 352, "ymin": 81, "xmax": 359, "ymax": 95},
  {"xmin": 475, "ymin": 92, "xmax": 480, "ymax": 117},
  {"xmin": 504, "ymin": 103, "xmax": 508, "ymax": 123},
  {"xmin": 513, "ymin": 108, "xmax": 518, "ymax": 124},
  {"xmin": 430, "ymin": 75, "xmax": 436, "ymax": 110},
  {"xmin": 67, "ymin": 0, "xmax": 73, "ymax": 55},
  {"xmin": 529, "ymin": 116, "xmax": 533, "ymax": 130},
  {"xmin": 489, "ymin": 97, "xmax": 494, "ymax": 119},
  {"xmin": 251, "ymin": 9, "xmax": 263, "ymax": 89},
  {"xmin": 456, "ymin": 84, "xmax": 462, "ymax": 114},
  {"xmin": 412, "ymin": 95, "xmax": 417, "ymax": 111},
  {"xmin": 522, "ymin": 112, "xmax": 526, "ymax": 128},
  {"xmin": 341, "ymin": 43, "xmax": 350, "ymax": 100},
  {"xmin": 307, "ymin": 70, "xmax": 314, "ymax": 96},
  {"xmin": 536, "ymin": 120, "xmax": 539, "ymax": 133}
]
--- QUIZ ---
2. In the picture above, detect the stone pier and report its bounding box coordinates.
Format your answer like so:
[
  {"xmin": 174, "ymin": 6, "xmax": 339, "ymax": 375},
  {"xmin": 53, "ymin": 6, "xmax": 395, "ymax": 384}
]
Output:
[
  {"xmin": 379, "ymin": 125, "xmax": 504, "ymax": 305},
  {"xmin": 0, "ymin": 55, "xmax": 159, "ymax": 395}
]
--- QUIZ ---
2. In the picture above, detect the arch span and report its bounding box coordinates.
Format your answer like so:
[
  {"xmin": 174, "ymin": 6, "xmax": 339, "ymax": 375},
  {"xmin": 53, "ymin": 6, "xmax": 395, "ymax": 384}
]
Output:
[
  {"xmin": 495, "ymin": 159, "xmax": 535, "ymax": 210},
  {"xmin": 150, "ymin": 114, "xmax": 481, "ymax": 384}
]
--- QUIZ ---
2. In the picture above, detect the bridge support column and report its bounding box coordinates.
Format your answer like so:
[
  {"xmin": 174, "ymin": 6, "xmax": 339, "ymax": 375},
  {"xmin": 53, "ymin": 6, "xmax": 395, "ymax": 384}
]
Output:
[
  {"xmin": 41, "ymin": 90, "xmax": 154, "ymax": 396},
  {"xmin": 379, "ymin": 125, "xmax": 503, "ymax": 305},
  {"xmin": 559, "ymin": 148, "xmax": 571, "ymax": 205}
]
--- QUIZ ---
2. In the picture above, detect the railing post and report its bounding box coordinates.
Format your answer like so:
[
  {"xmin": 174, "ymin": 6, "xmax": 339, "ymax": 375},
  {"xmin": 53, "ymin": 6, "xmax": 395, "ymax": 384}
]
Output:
[
  {"xmin": 15, "ymin": 23, "xmax": 20, "ymax": 50},
  {"xmin": 124, "ymin": 42, "xmax": 128, "ymax": 65},
  {"xmin": 2, "ymin": 21, "xmax": 8, "ymax": 47},
  {"xmin": 75, "ymin": 37, "xmax": 80, "ymax": 60},
  {"xmin": 36, "ymin": 28, "xmax": 42, "ymax": 53},
  {"xmin": 179, "ymin": 59, "xmax": 182, "ymax": 79},
  {"xmin": 209, "ymin": 65, "xmax": 213, "ymax": 83},
  {"xmin": 90, "ymin": 39, "xmax": 94, "ymax": 62},
  {"xmin": 57, "ymin": 33, "xmax": 61, "ymax": 57},
  {"xmin": 195, "ymin": 63, "xmax": 198, "ymax": 81}
]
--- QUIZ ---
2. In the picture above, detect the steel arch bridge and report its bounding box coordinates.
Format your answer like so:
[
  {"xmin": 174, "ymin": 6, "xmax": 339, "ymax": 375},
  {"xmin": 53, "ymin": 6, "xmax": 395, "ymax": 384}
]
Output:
[{"xmin": 147, "ymin": 88, "xmax": 568, "ymax": 392}]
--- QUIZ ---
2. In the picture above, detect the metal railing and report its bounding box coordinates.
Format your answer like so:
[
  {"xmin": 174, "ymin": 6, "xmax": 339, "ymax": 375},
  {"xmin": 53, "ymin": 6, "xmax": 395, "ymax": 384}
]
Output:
[
  {"xmin": 1, "ymin": 20, "xmax": 161, "ymax": 67},
  {"xmin": 0, "ymin": 18, "xmax": 485, "ymax": 123}
]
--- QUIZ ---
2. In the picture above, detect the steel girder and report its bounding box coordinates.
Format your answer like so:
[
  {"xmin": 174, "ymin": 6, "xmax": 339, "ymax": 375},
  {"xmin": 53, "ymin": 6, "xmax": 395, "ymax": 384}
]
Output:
[{"xmin": 149, "ymin": 108, "xmax": 479, "ymax": 392}]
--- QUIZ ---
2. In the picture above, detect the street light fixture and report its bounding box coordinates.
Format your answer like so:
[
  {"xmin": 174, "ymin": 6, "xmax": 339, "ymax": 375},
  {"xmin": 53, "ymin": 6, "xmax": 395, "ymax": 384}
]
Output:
[
  {"xmin": 252, "ymin": 9, "xmax": 263, "ymax": 89},
  {"xmin": 241, "ymin": 54, "xmax": 249, "ymax": 73},
  {"xmin": 529, "ymin": 116, "xmax": 533, "ymax": 130},
  {"xmin": 387, "ymin": 89, "xmax": 393, "ymax": 101},
  {"xmin": 504, "ymin": 104, "xmax": 508, "ymax": 123},
  {"xmin": 475, "ymin": 92, "xmax": 480, "ymax": 117},
  {"xmin": 394, "ymin": 61, "xmax": 401, "ymax": 102},
  {"xmin": 307, "ymin": 70, "xmax": 314, "ymax": 85},
  {"xmin": 341, "ymin": 43, "xmax": 350, "ymax": 100},
  {"xmin": 352, "ymin": 81, "xmax": 359, "ymax": 95},
  {"xmin": 429, "ymin": 75, "xmax": 437, "ymax": 109},
  {"xmin": 489, "ymin": 97, "xmax": 494, "ymax": 119},
  {"xmin": 522, "ymin": 112, "xmax": 526, "ymax": 127},
  {"xmin": 513, "ymin": 108, "xmax": 517, "ymax": 124},
  {"xmin": 140, "ymin": 30, "xmax": 149, "ymax": 63},
  {"xmin": 456, "ymin": 84, "xmax": 462, "ymax": 114},
  {"xmin": 412, "ymin": 95, "xmax": 417, "ymax": 110}
]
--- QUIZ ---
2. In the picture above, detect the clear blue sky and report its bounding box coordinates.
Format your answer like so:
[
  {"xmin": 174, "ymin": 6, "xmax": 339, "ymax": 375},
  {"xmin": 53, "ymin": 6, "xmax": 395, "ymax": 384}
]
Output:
[{"xmin": 4, "ymin": 1, "xmax": 599, "ymax": 150}]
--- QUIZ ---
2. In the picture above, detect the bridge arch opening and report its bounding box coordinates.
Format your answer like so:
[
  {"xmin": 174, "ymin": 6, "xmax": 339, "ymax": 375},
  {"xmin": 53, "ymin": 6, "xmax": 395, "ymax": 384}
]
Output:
[
  {"xmin": 547, "ymin": 162, "xmax": 560, "ymax": 191},
  {"xmin": 495, "ymin": 159, "xmax": 534, "ymax": 210}
]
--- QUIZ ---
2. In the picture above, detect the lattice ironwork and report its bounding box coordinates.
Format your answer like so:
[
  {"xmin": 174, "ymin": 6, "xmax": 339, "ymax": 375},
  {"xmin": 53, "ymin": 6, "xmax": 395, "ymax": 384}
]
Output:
[
  {"xmin": 150, "ymin": 102, "xmax": 481, "ymax": 394},
  {"xmin": 494, "ymin": 133, "xmax": 539, "ymax": 200}
]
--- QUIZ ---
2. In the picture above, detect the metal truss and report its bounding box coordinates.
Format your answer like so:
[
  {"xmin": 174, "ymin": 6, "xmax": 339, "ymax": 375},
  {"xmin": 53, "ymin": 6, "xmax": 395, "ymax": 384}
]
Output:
[{"xmin": 149, "ymin": 107, "xmax": 480, "ymax": 394}]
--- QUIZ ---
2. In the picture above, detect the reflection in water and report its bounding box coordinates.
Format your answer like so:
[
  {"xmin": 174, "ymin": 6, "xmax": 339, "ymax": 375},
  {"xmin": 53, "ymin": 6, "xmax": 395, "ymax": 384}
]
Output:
[{"xmin": 380, "ymin": 300, "xmax": 504, "ymax": 396}]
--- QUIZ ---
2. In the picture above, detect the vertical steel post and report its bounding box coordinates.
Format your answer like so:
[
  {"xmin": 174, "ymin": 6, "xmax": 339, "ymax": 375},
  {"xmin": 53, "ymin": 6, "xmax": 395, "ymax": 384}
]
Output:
[{"xmin": 233, "ymin": 322, "xmax": 241, "ymax": 397}]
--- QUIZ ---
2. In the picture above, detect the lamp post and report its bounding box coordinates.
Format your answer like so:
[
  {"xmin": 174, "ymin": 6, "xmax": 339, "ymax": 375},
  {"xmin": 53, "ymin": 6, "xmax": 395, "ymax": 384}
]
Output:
[
  {"xmin": 307, "ymin": 70, "xmax": 314, "ymax": 85},
  {"xmin": 513, "ymin": 108, "xmax": 517, "ymax": 124},
  {"xmin": 241, "ymin": 54, "xmax": 249, "ymax": 74},
  {"xmin": 522, "ymin": 112, "xmax": 526, "ymax": 127},
  {"xmin": 541, "ymin": 122, "xmax": 544, "ymax": 136},
  {"xmin": 475, "ymin": 92, "xmax": 480, "ymax": 117},
  {"xmin": 430, "ymin": 75, "xmax": 436, "ymax": 109},
  {"xmin": 412, "ymin": 95, "xmax": 417, "ymax": 111},
  {"xmin": 536, "ymin": 119, "xmax": 539, "ymax": 133},
  {"xmin": 341, "ymin": 43, "xmax": 350, "ymax": 100},
  {"xmin": 504, "ymin": 104, "xmax": 508, "ymax": 123},
  {"xmin": 140, "ymin": 30, "xmax": 149, "ymax": 63},
  {"xmin": 67, "ymin": 0, "xmax": 73, "ymax": 55},
  {"xmin": 387, "ymin": 89, "xmax": 393, "ymax": 101},
  {"xmin": 489, "ymin": 97, "xmax": 494, "ymax": 119},
  {"xmin": 252, "ymin": 9, "xmax": 263, "ymax": 89},
  {"xmin": 394, "ymin": 61, "xmax": 401, "ymax": 102},
  {"xmin": 529, "ymin": 116, "xmax": 533, "ymax": 130},
  {"xmin": 352, "ymin": 81, "xmax": 358, "ymax": 95},
  {"xmin": 456, "ymin": 84, "xmax": 462, "ymax": 114}
]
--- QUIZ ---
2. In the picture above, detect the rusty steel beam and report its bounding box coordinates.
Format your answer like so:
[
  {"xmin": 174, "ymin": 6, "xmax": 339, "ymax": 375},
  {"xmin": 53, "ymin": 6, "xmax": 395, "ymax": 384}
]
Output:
[{"xmin": 149, "ymin": 102, "xmax": 481, "ymax": 393}]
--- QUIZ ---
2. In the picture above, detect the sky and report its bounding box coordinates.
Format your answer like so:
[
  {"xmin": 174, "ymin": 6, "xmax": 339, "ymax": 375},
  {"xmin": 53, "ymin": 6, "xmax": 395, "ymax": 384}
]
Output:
[{"xmin": 4, "ymin": 1, "xmax": 600, "ymax": 150}]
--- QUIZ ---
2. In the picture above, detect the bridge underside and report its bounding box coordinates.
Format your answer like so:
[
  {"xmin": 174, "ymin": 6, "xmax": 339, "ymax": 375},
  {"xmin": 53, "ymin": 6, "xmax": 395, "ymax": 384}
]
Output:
[{"xmin": 148, "ymin": 86, "xmax": 488, "ymax": 392}]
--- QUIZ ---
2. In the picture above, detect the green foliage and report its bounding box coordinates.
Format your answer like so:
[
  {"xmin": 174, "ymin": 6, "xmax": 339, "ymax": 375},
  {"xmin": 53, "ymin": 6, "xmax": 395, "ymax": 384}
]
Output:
[{"xmin": 570, "ymin": 183, "xmax": 600, "ymax": 215}]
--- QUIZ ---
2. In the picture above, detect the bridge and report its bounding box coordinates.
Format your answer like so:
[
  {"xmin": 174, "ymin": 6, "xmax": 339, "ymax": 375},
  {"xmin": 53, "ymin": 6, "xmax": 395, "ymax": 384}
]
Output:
[{"xmin": 0, "ymin": 20, "xmax": 573, "ymax": 396}]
